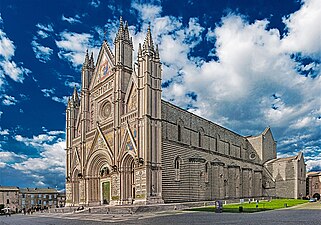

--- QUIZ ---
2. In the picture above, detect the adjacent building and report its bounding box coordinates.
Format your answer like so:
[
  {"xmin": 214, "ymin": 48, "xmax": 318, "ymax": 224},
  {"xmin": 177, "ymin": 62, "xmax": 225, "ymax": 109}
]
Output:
[
  {"xmin": 57, "ymin": 192, "xmax": 66, "ymax": 207},
  {"xmin": 19, "ymin": 188, "xmax": 59, "ymax": 210},
  {"xmin": 65, "ymin": 18, "xmax": 306, "ymax": 206},
  {"xmin": 0, "ymin": 186, "xmax": 19, "ymax": 212},
  {"xmin": 306, "ymin": 171, "xmax": 321, "ymax": 200}
]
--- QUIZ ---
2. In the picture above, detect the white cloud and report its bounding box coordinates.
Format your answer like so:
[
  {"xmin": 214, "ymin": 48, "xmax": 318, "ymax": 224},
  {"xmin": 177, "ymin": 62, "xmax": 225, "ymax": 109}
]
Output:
[
  {"xmin": 41, "ymin": 88, "xmax": 55, "ymax": 97},
  {"xmin": 35, "ymin": 23, "xmax": 54, "ymax": 39},
  {"xmin": 15, "ymin": 134, "xmax": 56, "ymax": 147},
  {"xmin": 306, "ymin": 158, "xmax": 321, "ymax": 171},
  {"xmin": 41, "ymin": 87, "xmax": 69, "ymax": 105},
  {"xmin": 47, "ymin": 130, "xmax": 65, "ymax": 135},
  {"xmin": 0, "ymin": 13, "xmax": 3, "ymax": 24},
  {"xmin": 0, "ymin": 30, "xmax": 15, "ymax": 60},
  {"xmin": 51, "ymin": 96, "xmax": 69, "ymax": 105},
  {"xmin": 37, "ymin": 30, "xmax": 49, "ymax": 39},
  {"xmin": 0, "ymin": 60, "xmax": 30, "ymax": 82},
  {"xmin": 62, "ymin": 15, "xmax": 82, "ymax": 24},
  {"xmin": 13, "ymin": 134, "xmax": 65, "ymax": 174},
  {"xmin": 124, "ymin": 1, "xmax": 321, "ymax": 162},
  {"xmin": 55, "ymin": 31, "xmax": 100, "ymax": 68},
  {"xmin": 31, "ymin": 40, "xmax": 53, "ymax": 63},
  {"xmin": 36, "ymin": 23, "xmax": 54, "ymax": 32},
  {"xmin": 64, "ymin": 80, "xmax": 80, "ymax": 89},
  {"xmin": 0, "ymin": 24, "xmax": 31, "ymax": 86},
  {"xmin": 131, "ymin": 2, "xmax": 162, "ymax": 21},
  {"xmin": 0, "ymin": 151, "xmax": 26, "ymax": 168},
  {"xmin": 15, "ymin": 129, "xmax": 63, "ymax": 145},
  {"xmin": 2, "ymin": 94, "xmax": 17, "ymax": 106},
  {"xmin": 0, "ymin": 128, "xmax": 9, "ymax": 135},
  {"xmin": 90, "ymin": 0, "xmax": 100, "ymax": 8},
  {"xmin": 281, "ymin": 0, "xmax": 321, "ymax": 58}
]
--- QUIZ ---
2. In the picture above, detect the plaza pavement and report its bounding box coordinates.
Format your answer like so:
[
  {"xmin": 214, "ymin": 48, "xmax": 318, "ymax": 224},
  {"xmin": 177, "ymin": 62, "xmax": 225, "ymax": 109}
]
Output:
[{"xmin": 0, "ymin": 202, "xmax": 320, "ymax": 225}]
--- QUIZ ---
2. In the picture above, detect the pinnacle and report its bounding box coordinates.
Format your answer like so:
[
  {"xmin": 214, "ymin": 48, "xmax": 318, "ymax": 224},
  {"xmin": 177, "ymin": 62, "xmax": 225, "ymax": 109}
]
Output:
[
  {"xmin": 83, "ymin": 49, "xmax": 89, "ymax": 66},
  {"xmin": 155, "ymin": 44, "xmax": 159, "ymax": 58},
  {"xmin": 72, "ymin": 85, "xmax": 79, "ymax": 103},
  {"xmin": 90, "ymin": 52, "xmax": 94, "ymax": 68},
  {"xmin": 115, "ymin": 16, "xmax": 124, "ymax": 41},
  {"xmin": 124, "ymin": 21, "xmax": 130, "ymax": 41},
  {"xmin": 138, "ymin": 43, "xmax": 142, "ymax": 56},
  {"xmin": 143, "ymin": 25, "xmax": 154, "ymax": 51}
]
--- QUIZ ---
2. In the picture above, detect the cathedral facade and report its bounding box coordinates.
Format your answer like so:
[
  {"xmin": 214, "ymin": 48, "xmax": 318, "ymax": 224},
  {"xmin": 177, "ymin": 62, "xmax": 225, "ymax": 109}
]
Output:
[{"xmin": 65, "ymin": 19, "xmax": 305, "ymax": 206}]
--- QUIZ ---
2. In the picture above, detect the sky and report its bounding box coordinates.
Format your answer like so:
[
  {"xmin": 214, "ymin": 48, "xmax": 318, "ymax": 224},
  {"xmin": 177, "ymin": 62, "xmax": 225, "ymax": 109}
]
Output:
[{"xmin": 0, "ymin": 0, "xmax": 320, "ymax": 191}]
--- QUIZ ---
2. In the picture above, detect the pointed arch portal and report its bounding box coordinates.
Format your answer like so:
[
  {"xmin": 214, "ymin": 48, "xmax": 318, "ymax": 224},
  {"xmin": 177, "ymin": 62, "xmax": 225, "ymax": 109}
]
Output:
[{"xmin": 121, "ymin": 154, "xmax": 135, "ymax": 203}]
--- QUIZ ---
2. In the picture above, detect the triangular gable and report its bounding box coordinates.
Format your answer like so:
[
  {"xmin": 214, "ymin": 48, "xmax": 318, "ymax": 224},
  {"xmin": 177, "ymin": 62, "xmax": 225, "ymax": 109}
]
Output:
[
  {"xmin": 90, "ymin": 41, "xmax": 115, "ymax": 89},
  {"xmin": 87, "ymin": 124, "xmax": 114, "ymax": 163},
  {"xmin": 297, "ymin": 151, "xmax": 303, "ymax": 161},
  {"xmin": 124, "ymin": 76, "xmax": 138, "ymax": 113},
  {"xmin": 118, "ymin": 123, "xmax": 138, "ymax": 161},
  {"xmin": 262, "ymin": 127, "xmax": 275, "ymax": 141},
  {"xmin": 71, "ymin": 147, "xmax": 81, "ymax": 172},
  {"xmin": 124, "ymin": 75, "xmax": 137, "ymax": 104},
  {"xmin": 75, "ymin": 109, "xmax": 81, "ymax": 135}
]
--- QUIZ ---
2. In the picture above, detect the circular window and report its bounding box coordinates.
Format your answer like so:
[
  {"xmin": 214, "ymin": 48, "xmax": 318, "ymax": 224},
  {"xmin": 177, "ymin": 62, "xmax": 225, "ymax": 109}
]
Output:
[
  {"xmin": 249, "ymin": 152, "xmax": 256, "ymax": 160},
  {"xmin": 100, "ymin": 101, "xmax": 111, "ymax": 119}
]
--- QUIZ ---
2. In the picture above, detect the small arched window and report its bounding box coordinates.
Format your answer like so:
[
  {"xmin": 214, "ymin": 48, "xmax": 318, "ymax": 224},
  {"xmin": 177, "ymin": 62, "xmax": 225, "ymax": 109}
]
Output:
[
  {"xmin": 90, "ymin": 103, "xmax": 94, "ymax": 129},
  {"xmin": 198, "ymin": 128, "xmax": 204, "ymax": 148},
  {"xmin": 198, "ymin": 131, "xmax": 202, "ymax": 147},
  {"xmin": 174, "ymin": 157, "xmax": 181, "ymax": 181},
  {"xmin": 204, "ymin": 162, "xmax": 209, "ymax": 183},
  {"xmin": 177, "ymin": 119, "xmax": 184, "ymax": 142},
  {"xmin": 178, "ymin": 124, "xmax": 181, "ymax": 142}
]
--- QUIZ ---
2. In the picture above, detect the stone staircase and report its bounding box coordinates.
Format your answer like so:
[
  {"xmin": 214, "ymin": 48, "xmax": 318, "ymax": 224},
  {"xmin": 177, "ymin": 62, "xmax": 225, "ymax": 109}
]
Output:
[{"xmin": 49, "ymin": 197, "xmax": 270, "ymax": 215}]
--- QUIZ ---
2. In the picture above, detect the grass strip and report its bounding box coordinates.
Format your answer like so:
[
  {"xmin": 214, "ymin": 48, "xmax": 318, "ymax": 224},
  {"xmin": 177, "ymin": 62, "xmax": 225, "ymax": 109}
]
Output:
[{"xmin": 187, "ymin": 199, "xmax": 308, "ymax": 213}]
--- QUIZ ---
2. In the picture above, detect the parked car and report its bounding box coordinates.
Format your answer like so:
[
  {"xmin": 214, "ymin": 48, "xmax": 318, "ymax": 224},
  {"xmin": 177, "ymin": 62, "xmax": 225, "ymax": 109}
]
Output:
[
  {"xmin": 309, "ymin": 198, "xmax": 317, "ymax": 202},
  {"xmin": 0, "ymin": 208, "xmax": 12, "ymax": 215}
]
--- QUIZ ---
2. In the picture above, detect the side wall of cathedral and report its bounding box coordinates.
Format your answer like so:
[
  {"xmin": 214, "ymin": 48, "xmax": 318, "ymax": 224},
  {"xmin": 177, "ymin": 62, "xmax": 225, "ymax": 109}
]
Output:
[{"xmin": 161, "ymin": 101, "xmax": 264, "ymax": 202}]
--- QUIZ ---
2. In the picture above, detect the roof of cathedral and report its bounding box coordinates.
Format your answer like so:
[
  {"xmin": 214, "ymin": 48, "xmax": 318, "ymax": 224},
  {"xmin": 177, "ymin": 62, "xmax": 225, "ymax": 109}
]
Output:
[
  {"xmin": 161, "ymin": 99, "xmax": 246, "ymax": 139},
  {"xmin": 265, "ymin": 152, "xmax": 303, "ymax": 164}
]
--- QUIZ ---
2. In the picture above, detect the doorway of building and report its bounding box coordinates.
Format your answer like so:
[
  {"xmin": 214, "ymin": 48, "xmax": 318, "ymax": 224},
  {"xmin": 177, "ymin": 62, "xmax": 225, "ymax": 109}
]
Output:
[
  {"xmin": 102, "ymin": 181, "xmax": 110, "ymax": 204},
  {"xmin": 122, "ymin": 154, "xmax": 135, "ymax": 203}
]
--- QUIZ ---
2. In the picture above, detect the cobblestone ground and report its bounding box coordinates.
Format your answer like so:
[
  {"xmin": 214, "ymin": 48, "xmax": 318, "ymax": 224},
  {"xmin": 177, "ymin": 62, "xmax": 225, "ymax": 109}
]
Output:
[{"xmin": 0, "ymin": 202, "xmax": 320, "ymax": 225}]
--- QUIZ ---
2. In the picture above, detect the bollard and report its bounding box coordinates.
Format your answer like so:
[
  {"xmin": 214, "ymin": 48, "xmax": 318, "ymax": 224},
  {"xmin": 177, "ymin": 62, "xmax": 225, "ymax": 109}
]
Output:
[
  {"xmin": 215, "ymin": 201, "xmax": 223, "ymax": 213},
  {"xmin": 239, "ymin": 206, "xmax": 243, "ymax": 212},
  {"xmin": 284, "ymin": 203, "xmax": 287, "ymax": 208}
]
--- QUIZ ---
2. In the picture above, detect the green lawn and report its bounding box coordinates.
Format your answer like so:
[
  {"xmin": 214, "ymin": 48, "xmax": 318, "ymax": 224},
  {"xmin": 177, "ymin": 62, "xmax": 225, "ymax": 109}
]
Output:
[{"xmin": 188, "ymin": 199, "xmax": 308, "ymax": 213}]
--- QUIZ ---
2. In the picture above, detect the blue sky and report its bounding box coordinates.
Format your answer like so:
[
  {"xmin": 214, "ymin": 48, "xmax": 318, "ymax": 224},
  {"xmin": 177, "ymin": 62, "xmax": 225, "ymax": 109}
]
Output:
[{"xmin": 0, "ymin": 0, "xmax": 320, "ymax": 190}]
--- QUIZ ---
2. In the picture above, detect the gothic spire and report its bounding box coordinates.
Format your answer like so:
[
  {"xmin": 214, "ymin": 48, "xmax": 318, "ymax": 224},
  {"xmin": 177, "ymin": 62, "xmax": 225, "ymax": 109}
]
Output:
[
  {"xmin": 67, "ymin": 97, "xmax": 72, "ymax": 108},
  {"xmin": 72, "ymin": 85, "xmax": 79, "ymax": 106},
  {"xmin": 124, "ymin": 21, "xmax": 130, "ymax": 41},
  {"xmin": 83, "ymin": 49, "xmax": 89, "ymax": 68},
  {"xmin": 143, "ymin": 25, "xmax": 154, "ymax": 51},
  {"xmin": 115, "ymin": 16, "xmax": 124, "ymax": 41},
  {"xmin": 90, "ymin": 52, "xmax": 94, "ymax": 69},
  {"xmin": 138, "ymin": 43, "xmax": 142, "ymax": 57},
  {"xmin": 155, "ymin": 44, "xmax": 159, "ymax": 58}
]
